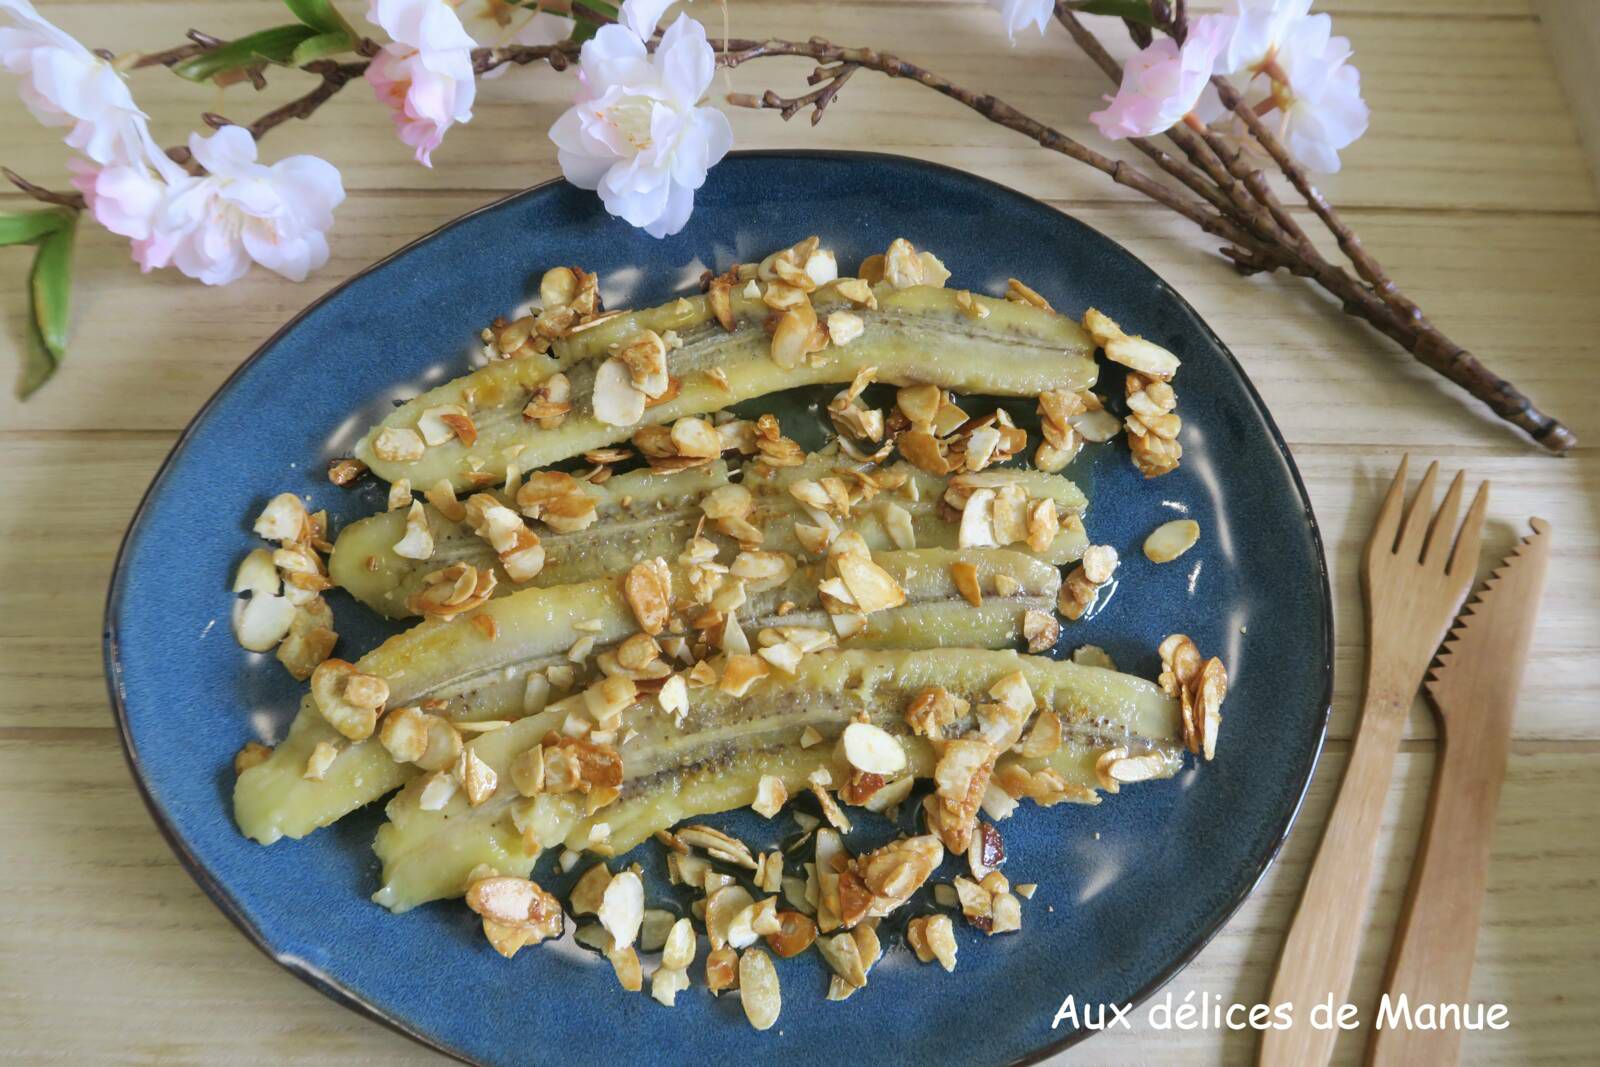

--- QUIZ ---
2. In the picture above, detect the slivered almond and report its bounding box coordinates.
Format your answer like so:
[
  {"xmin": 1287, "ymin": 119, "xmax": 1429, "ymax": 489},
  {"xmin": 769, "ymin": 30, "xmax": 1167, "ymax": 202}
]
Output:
[
  {"xmin": 623, "ymin": 559, "xmax": 671, "ymax": 635},
  {"xmin": 1006, "ymin": 278, "xmax": 1053, "ymax": 311},
  {"xmin": 832, "ymin": 549, "xmax": 906, "ymax": 614},
  {"xmin": 1144, "ymin": 518, "xmax": 1200, "ymax": 563},
  {"xmin": 719, "ymin": 654, "xmax": 769, "ymax": 696},
  {"xmin": 372, "ymin": 427, "xmax": 425, "ymax": 463},
  {"xmin": 1022, "ymin": 609, "xmax": 1060, "ymax": 654},
  {"xmin": 752, "ymin": 774, "xmax": 788, "ymax": 818},
  {"xmin": 618, "ymin": 330, "xmax": 669, "ymax": 397},
  {"xmin": 592, "ymin": 357, "xmax": 647, "ymax": 427},
  {"xmin": 841, "ymin": 722, "xmax": 906, "ymax": 775},
  {"xmin": 950, "ymin": 561, "xmax": 982, "ymax": 607},
  {"xmin": 738, "ymin": 949, "xmax": 781, "ymax": 1030},
  {"xmin": 1083, "ymin": 307, "xmax": 1180, "ymax": 379}
]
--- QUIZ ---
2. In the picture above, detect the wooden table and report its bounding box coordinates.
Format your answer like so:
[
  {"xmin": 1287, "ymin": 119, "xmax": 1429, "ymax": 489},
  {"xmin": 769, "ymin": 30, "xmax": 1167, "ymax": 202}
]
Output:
[{"xmin": 3, "ymin": 1, "xmax": 1596, "ymax": 1062}]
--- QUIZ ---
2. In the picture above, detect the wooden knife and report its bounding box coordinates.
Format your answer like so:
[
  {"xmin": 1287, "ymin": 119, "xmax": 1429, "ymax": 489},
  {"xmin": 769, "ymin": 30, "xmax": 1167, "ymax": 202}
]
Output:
[{"xmin": 1366, "ymin": 518, "xmax": 1552, "ymax": 1067}]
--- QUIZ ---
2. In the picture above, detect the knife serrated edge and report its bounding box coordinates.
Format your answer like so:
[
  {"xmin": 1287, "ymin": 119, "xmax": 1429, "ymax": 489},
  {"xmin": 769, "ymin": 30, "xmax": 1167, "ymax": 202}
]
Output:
[{"xmin": 1425, "ymin": 516, "xmax": 1552, "ymax": 699}]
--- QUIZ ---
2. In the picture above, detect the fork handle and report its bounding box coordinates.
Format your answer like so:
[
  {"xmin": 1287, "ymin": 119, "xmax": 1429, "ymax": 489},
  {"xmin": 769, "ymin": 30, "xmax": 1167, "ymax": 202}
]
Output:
[
  {"xmin": 1365, "ymin": 728, "xmax": 1505, "ymax": 1067},
  {"xmin": 1258, "ymin": 689, "xmax": 1410, "ymax": 1067}
]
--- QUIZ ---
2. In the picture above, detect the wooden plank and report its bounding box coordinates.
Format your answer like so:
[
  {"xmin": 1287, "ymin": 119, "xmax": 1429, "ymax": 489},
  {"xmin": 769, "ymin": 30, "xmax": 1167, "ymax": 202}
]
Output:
[
  {"xmin": 1536, "ymin": 0, "xmax": 1600, "ymax": 195},
  {"xmin": 0, "ymin": 4, "xmax": 1589, "ymax": 212}
]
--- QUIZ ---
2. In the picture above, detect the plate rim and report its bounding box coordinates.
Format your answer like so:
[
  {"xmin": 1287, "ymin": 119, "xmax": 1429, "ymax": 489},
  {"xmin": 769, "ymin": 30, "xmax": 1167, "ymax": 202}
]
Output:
[{"xmin": 102, "ymin": 148, "xmax": 1334, "ymax": 1066}]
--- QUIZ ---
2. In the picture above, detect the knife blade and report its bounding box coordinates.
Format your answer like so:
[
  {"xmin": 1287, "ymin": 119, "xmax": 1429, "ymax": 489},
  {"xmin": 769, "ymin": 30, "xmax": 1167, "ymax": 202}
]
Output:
[
  {"xmin": 1425, "ymin": 516, "xmax": 1553, "ymax": 719},
  {"xmin": 1367, "ymin": 517, "xmax": 1552, "ymax": 1067}
]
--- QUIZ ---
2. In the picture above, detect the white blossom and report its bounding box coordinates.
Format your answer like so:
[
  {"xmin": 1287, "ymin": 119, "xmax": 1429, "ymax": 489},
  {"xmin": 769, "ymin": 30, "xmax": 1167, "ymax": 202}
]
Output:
[
  {"xmin": 987, "ymin": 0, "xmax": 1053, "ymax": 40},
  {"xmin": 548, "ymin": 1, "xmax": 732, "ymax": 238}
]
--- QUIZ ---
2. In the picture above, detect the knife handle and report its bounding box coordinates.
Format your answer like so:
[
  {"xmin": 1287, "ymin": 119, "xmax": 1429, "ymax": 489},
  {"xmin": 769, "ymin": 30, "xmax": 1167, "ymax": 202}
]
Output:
[
  {"xmin": 1258, "ymin": 691, "xmax": 1410, "ymax": 1067},
  {"xmin": 1365, "ymin": 727, "xmax": 1506, "ymax": 1067}
]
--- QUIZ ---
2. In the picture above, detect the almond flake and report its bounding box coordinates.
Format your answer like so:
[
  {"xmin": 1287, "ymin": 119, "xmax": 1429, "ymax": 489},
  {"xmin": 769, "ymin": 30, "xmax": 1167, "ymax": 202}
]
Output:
[
  {"xmin": 657, "ymin": 673, "xmax": 689, "ymax": 718},
  {"xmin": 617, "ymin": 330, "xmax": 669, "ymax": 397},
  {"xmin": 1022, "ymin": 609, "xmax": 1060, "ymax": 654},
  {"xmin": 738, "ymin": 949, "xmax": 781, "ymax": 1030},
  {"xmin": 598, "ymin": 870, "xmax": 645, "ymax": 950},
  {"xmin": 302, "ymin": 739, "xmax": 341, "ymax": 780},
  {"xmin": 719, "ymin": 653, "xmax": 769, "ymax": 696},
  {"xmin": 623, "ymin": 558, "xmax": 672, "ymax": 635},
  {"xmin": 1083, "ymin": 307, "xmax": 1180, "ymax": 379},
  {"xmin": 950, "ymin": 560, "xmax": 982, "ymax": 607},
  {"xmin": 458, "ymin": 747, "xmax": 498, "ymax": 806},
  {"xmin": 386, "ymin": 480, "xmax": 412, "ymax": 511},
  {"xmin": 957, "ymin": 488, "xmax": 998, "ymax": 548},
  {"xmin": 841, "ymin": 721, "xmax": 907, "ymax": 775},
  {"xmin": 832, "ymin": 549, "xmax": 906, "ymax": 614},
  {"xmin": 826, "ymin": 310, "xmax": 864, "ymax": 346},
  {"xmin": 253, "ymin": 492, "xmax": 310, "ymax": 543},
  {"xmin": 752, "ymin": 774, "xmax": 788, "ymax": 818},
  {"xmin": 418, "ymin": 769, "xmax": 459, "ymax": 810},
  {"xmin": 592, "ymin": 357, "xmax": 647, "ymax": 427},
  {"xmin": 879, "ymin": 501, "xmax": 916, "ymax": 550},
  {"xmin": 1005, "ymin": 278, "xmax": 1053, "ymax": 311},
  {"xmin": 1144, "ymin": 518, "xmax": 1201, "ymax": 563},
  {"xmin": 373, "ymin": 426, "xmax": 425, "ymax": 463}
]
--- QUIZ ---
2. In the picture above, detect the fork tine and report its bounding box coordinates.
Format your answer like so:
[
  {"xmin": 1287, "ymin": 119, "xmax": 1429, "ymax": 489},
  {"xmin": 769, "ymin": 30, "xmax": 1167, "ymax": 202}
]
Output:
[
  {"xmin": 1447, "ymin": 480, "xmax": 1491, "ymax": 578},
  {"xmin": 1396, "ymin": 460, "xmax": 1440, "ymax": 559},
  {"xmin": 1366, "ymin": 454, "xmax": 1409, "ymax": 557},
  {"xmin": 1422, "ymin": 470, "xmax": 1466, "ymax": 569}
]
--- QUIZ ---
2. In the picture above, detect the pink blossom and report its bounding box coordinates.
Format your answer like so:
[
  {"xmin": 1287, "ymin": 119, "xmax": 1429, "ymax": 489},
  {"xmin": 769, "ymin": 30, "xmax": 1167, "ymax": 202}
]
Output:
[
  {"xmin": 1090, "ymin": 15, "xmax": 1233, "ymax": 140},
  {"xmin": 84, "ymin": 127, "xmax": 345, "ymax": 285},
  {"xmin": 364, "ymin": 0, "xmax": 478, "ymax": 165},
  {"xmin": 0, "ymin": 0, "xmax": 151, "ymax": 165},
  {"xmin": 70, "ymin": 157, "xmax": 165, "ymax": 242}
]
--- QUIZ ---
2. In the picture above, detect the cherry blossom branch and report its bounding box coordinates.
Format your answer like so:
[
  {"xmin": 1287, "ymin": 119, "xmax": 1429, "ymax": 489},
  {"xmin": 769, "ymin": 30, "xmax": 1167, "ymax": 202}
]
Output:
[
  {"xmin": 719, "ymin": 36, "xmax": 1276, "ymax": 260},
  {"xmin": 719, "ymin": 31, "xmax": 1573, "ymax": 453},
  {"xmin": 1126, "ymin": 13, "xmax": 1572, "ymax": 450}
]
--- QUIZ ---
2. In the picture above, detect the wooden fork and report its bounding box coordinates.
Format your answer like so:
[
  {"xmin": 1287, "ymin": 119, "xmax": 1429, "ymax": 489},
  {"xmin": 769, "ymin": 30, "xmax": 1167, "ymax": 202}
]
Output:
[{"xmin": 1258, "ymin": 457, "xmax": 1488, "ymax": 1067}]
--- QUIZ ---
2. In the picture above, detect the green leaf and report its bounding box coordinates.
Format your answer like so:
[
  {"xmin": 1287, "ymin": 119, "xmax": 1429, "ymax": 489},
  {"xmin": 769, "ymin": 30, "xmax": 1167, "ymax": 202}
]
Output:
[
  {"xmin": 0, "ymin": 208, "xmax": 71, "ymax": 248},
  {"xmin": 571, "ymin": 0, "xmax": 617, "ymax": 40},
  {"xmin": 289, "ymin": 29, "xmax": 357, "ymax": 66},
  {"xmin": 171, "ymin": 24, "xmax": 318, "ymax": 81},
  {"xmin": 17, "ymin": 210, "xmax": 77, "ymax": 399},
  {"xmin": 1070, "ymin": 0, "xmax": 1158, "ymax": 26},
  {"xmin": 282, "ymin": 0, "xmax": 354, "ymax": 36}
]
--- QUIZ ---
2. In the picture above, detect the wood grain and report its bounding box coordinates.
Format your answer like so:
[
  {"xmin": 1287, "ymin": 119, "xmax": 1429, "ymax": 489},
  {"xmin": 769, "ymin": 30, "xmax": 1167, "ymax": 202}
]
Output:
[{"xmin": 0, "ymin": 0, "xmax": 1596, "ymax": 1063}]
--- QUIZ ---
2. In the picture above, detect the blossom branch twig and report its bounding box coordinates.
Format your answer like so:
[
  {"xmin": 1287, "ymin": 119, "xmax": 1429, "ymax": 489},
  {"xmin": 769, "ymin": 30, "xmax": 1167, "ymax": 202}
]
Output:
[{"xmin": 717, "ymin": 36, "xmax": 1271, "ymax": 259}]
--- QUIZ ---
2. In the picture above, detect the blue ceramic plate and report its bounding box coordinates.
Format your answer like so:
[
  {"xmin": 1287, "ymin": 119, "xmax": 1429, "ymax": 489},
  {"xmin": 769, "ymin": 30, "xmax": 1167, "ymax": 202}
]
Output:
[{"xmin": 105, "ymin": 152, "xmax": 1331, "ymax": 1066}]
